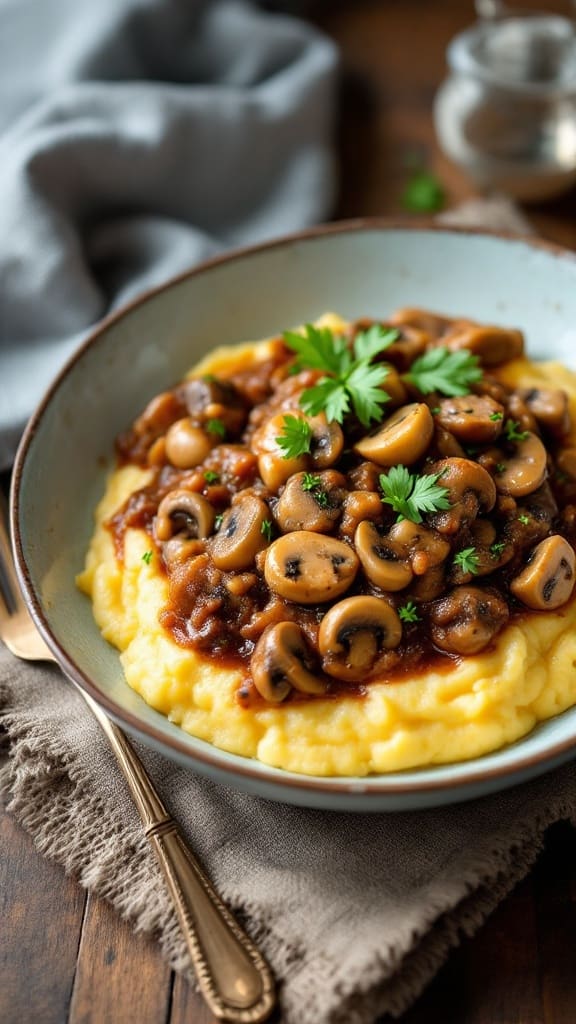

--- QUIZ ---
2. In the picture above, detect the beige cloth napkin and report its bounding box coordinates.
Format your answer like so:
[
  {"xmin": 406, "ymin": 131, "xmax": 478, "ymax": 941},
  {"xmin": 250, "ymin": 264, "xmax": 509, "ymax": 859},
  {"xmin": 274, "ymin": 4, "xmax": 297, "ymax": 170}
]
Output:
[{"xmin": 2, "ymin": 198, "xmax": 574, "ymax": 1024}]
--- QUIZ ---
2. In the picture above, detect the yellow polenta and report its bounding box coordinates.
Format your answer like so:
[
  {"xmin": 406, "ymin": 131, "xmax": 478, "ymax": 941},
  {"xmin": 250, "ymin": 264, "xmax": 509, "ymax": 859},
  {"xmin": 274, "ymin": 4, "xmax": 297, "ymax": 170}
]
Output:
[{"xmin": 77, "ymin": 342, "xmax": 576, "ymax": 777}]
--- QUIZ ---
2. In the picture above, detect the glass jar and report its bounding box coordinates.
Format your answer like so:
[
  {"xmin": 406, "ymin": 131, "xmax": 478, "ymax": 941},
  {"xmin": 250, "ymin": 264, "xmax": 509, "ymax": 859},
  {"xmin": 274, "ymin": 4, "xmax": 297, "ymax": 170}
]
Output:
[{"xmin": 434, "ymin": 11, "xmax": 576, "ymax": 201}]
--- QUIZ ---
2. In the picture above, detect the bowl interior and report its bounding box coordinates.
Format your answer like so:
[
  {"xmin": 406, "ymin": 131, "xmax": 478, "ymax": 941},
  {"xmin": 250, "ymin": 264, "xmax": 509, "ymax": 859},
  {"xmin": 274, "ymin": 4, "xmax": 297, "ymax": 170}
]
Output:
[{"xmin": 13, "ymin": 225, "xmax": 576, "ymax": 810}]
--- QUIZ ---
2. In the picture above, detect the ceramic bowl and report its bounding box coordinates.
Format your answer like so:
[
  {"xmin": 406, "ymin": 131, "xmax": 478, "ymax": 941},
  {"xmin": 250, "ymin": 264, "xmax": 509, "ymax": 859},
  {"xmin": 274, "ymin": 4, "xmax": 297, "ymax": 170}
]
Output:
[{"xmin": 11, "ymin": 222, "xmax": 576, "ymax": 812}]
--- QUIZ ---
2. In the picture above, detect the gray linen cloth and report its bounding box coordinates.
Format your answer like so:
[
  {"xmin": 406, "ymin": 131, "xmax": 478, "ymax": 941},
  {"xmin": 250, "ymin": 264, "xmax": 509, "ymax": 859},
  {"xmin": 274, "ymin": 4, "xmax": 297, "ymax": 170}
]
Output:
[
  {"xmin": 3, "ymin": 195, "xmax": 576, "ymax": 1024},
  {"xmin": 0, "ymin": 0, "xmax": 337, "ymax": 468}
]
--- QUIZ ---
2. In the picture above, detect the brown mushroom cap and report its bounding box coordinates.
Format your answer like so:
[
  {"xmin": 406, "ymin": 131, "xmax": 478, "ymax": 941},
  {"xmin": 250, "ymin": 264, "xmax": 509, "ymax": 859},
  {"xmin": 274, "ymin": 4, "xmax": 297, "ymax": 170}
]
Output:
[
  {"xmin": 165, "ymin": 419, "xmax": 214, "ymax": 469},
  {"xmin": 154, "ymin": 490, "xmax": 215, "ymax": 542},
  {"xmin": 441, "ymin": 323, "xmax": 524, "ymax": 366},
  {"xmin": 510, "ymin": 535, "xmax": 576, "ymax": 610},
  {"xmin": 386, "ymin": 519, "xmax": 451, "ymax": 575},
  {"xmin": 308, "ymin": 415, "xmax": 344, "ymax": 468},
  {"xmin": 354, "ymin": 521, "xmax": 414, "ymax": 591},
  {"xmin": 251, "ymin": 622, "xmax": 325, "ymax": 701},
  {"xmin": 275, "ymin": 472, "xmax": 343, "ymax": 534},
  {"xmin": 518, "ymin": 387, "xmax": 571, "ymax": 438},
  {"xmin": 435, "ymin": 395, "xmax": 504, "ymax": 444},
  {"xmin": 251, "ymin": 412, "xmax": 308, "ymax": 490},
  {"xmin": 557, "ymin": 447, "xmax": 576, "ymax": 481},
  {"xmin": 427, "ymin": 457, "xmax": 497, "ymax": 534},
  {"xmin": 430, "ymin": 585, "xmax": 510, "ymax": 655},
  {"xmin": 495, "ymin": 431, "xmax": 547, "ymax": 498},
  {"xmin": 264, "ymin": 531, "xmax": 359, "ymax": 604},
  {"xmin": 354, "ymin": 403, "xmax": 434, "ymax": 467},
  {"xmin": 318, "ymin": 595, "xmax": 402, "ymax": 681},
  {"xmin": 211, "ymin": 495, "xmax": 271, "ymax": 571}
]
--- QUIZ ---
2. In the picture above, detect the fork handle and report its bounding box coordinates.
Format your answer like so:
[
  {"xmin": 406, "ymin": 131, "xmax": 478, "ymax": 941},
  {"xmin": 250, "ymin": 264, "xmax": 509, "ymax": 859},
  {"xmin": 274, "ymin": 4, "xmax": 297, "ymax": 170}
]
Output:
[{"xmin": 81, "ymin": 688, "xmax": 275, "ymax": 1023}]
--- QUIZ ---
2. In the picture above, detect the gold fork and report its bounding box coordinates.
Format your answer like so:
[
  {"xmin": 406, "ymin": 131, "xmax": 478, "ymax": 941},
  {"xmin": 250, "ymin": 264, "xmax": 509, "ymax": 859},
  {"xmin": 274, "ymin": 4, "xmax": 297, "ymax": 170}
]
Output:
[{"xmin": 0, "ymin": 494, "xmax": 275, "ymax": 1024}]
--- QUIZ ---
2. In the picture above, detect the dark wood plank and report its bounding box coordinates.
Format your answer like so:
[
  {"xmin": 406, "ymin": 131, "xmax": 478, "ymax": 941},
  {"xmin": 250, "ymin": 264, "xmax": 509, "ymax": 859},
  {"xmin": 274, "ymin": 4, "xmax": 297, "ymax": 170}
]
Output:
[
  {"xmin": 534, "ymin": 822, "xmax": 576, "ymax": 1024},
  {"xmin": 68, "ymin": 891, "xmax": 172, "ymax": 1024},
  {"xmin": 0, "ymin": 807, "xmax": 86, "ymax": 1024},
  {"xmin": 170, "ymin": 971, "xmax": 219, "ymax": 1024}
]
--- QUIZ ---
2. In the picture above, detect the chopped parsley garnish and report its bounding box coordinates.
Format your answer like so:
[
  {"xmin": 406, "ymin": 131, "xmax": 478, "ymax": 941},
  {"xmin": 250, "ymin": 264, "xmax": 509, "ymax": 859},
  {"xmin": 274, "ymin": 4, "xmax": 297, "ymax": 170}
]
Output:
[
  {"xmin": 276, "ymin": 414, "xmax": 312, "ymax": 460},
  {"xmin": 495, "ymin": 463, "xmax": 506, "ymax": 475},
  {"xmin": 518, "ymin": 513, "xmax": 530, "ymax": 525},
  {"xmin": 402, "ymin": 169, "xmax": 445, "ymax": 214},
  {"xmin": 398, "ymin": 600, "xmax": 421, "ymax": 624},
  {"xmin": 453, "ymin": 547, "xmax": 480, "ymax": 575},
  {"xmin": 403, "ymin": 347, "xmax": 482, "ymax": 397},
  {"xmin": 283, "ymin": 323, "xmax": 398, "ymax": 427},
  {"xmin": 490, "ymin": 411, "xmax": 504, "ymax": 421},
  {"xmin": 141, "ymin": 550, "xmax": 153, "ymax": 565},
  {"xmin": 206, "ymin": 418, "xmax": 226, "ymax": 439},
  {"xmin": 204, "ymin": 470, "xmax": 220, "ymax": 484},
  {"xmin": 490, "ymin": 541, "xmax": 506, "ymax": 558},
  {"xmin": 261, "ymin": 519, "xmax": 273, "ymax": 542},
  {"xmin": 214, "ymin": 513, "xmax": 223, "ymax": 531},
  {"xmin": 379, "ymin": 466, "xmax": 451, "ymax": 524},
  {"xmin": 504, "ymin": 419, "xmax": 530, "ymax": 443},
  {"xmin": 301, "ymin": 473, "xmax": 329, "ymax": 508}
]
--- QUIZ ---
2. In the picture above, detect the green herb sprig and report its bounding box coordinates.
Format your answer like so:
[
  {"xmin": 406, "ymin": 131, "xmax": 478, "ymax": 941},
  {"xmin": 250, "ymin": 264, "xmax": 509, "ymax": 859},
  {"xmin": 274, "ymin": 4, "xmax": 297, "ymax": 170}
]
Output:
[
  {"xmin": 453, "ymin": 547, "xmax": 480, "ymax": 575},
  {"xmin": 379, "ymin": 466, "xmax": 451, "ymax": 524},
  {"xmin": 276, "ymin": 415, "xmax": 313, "ymax": 460},
  {"xmin": 261, "ymin": 519, "xmax": 273, "ymax": 542},
  {"xmin": 283, "ymin": 323, "xmax": 398, "ymax": 427},
  {"xmin": 504, "ymin": 420, "xmax": 530, "ymax": 443},
  {"xmin": 141, "ymin": 550, "xmax": 153, "ymax": 565},
  {"xmin": 398, "ymin": 600, "xmax": 421, "ymax": 624},
  {"xmin": 403, "ymin": 347, "xmax": 482, "ymax": 397},
  {"xmin": 206, "ymin": 418, "xmax": 226, "ymax": 439}
]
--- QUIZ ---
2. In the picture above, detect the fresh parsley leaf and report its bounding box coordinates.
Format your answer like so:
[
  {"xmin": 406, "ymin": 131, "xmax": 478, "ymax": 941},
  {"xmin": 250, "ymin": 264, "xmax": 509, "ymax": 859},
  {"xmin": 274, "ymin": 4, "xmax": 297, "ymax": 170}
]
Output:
[
  {"xmin": 284, "ymin": 323, "xmax": 392, "ymax": 427},
  {"xmin": 490, "ymin": 540, "xmax": 506, "ymax": 558},
  {"xmin": 301, "ymin": 472, "xmax": 329, "ymax": 508},
  {"xmin": 404, "ymin": 347, "xmax": 482, "ymax": 397},
  {"xmin": 214, "ymin": 513, "xmax": 223, "ymax": 531},
  {"xmin": 300, "ymin": 377, "xmax": 351, "ymax": 424},
  {"xmin": 402, "ymin": 169, "xmax": 445, "ymax": 214},
  {"xmin": 505, "ymin": 419, "xmax": 530, "ymax": 443},
  {"xmin": 261, "ymin": 519, "xmax": 273, "ymax": 542},
  {"xmin": 206, "ymin": 418, "xmax": 226, "ymax": 439},
  {"xmin": 518, "ymin": 513, "xmax": 530, "ymax": 525},
  {"xmin": 276, "ymin": 415, "xmax": 313, "ymax": 460},
  {"xmin": 453, "ymin": 547, "xmax": 480, "ymax": 575},
  {"xmin": 398, "ymin": 601, "xmax": 421, "ymax": 624},
  {"xmin": 379, "ymin": 466, "xmax": 451, "ymax": 524},
  {"xmin": 353, "ymin": 325, "xmax": 399, "ymax": 361},
  {"xmin": 490, "ymin": 411, "xmax": 504, "ymax": 421},
  {"xmin": 302, "ymin": 473, "xmax": 322, "ymax": 491},
  {"xmin": 141, "ymin": 550, "xmax": 153, "ymax": 565},
  {"xmin": 284, "ymin": 324, "xmax": 350, "ymax": 376},
  {"xmin": 495, "ymin": 462, "xmax": 506, "ymax": 474},
  {"xmin": 204, "ymin": 470, "xmax": 220, "ymax": 484}
]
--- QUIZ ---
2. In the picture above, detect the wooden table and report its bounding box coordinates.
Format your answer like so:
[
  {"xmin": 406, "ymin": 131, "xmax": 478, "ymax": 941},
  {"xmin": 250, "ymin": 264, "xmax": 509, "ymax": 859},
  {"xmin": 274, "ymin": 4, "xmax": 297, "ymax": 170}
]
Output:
[{"xmin": 3, "ymin": 2, "xmax": 576, "ymax": 1022}]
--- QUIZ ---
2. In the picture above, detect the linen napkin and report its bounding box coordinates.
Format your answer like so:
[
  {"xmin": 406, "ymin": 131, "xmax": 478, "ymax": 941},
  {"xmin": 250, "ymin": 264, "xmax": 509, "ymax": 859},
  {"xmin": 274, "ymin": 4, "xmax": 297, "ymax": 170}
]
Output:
[{"xmin": 0, "ymin": 0, "xmax": 337, "ymax": 469}]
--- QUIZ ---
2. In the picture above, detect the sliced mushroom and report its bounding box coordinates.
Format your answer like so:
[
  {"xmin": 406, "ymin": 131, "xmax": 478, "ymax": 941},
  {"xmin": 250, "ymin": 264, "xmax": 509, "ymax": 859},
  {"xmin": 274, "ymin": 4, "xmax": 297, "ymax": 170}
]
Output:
[
  {"xmin": 435, "ymin": 395, "xmax": 504, "ymax": 444},
  {"xmin": 318, "ymin": 595, "xmax": 402, "ymax": 681},
  {"xmin": 386, "ymin": 519, "xmax": 451, "ymax": 575},
  {"xmin": 178, "ymin": 377, "xmax": 247, "ymax": 436},
  {"xmin": 354, "ymin": 403, "xmax": 434, "ymax": 467},
  {"xmin": 154, "ymin": 490, "xmax": 215, "ymax": 542},
  {"xmin": 430, "ymin": 585, "xmax": 510, "ymax": 655},
  {"xmin": 434, "ymin": 425, "xmax": 466, "ymax": 459},
  {"xmin": 441, "ymin": 323, "xmax": 524, "ymax": 366},
  {"xmin": 308, "ymin": 415, "xmax": 344, "ymax": 468},
  {"xmin": 518, "ymin": 387, "xmax": 571, "ymax": 438},
  {"xmin": 557, "ymin": 447, "xmax": 576, "ymax": 481},
  {"xmin": 275, "ymin": 471, "xmax": 343, "ymax": 534},
  {"xmin": 340, "ymin": 490, "xmax": 383, "ymax": 540},
  {"xmin": 427, "ymin": 458, "xmax": 497, "ymax": 534},
  {"xmin": 377, "ymin": 326, "xmax": 429, "ymax": 372},
  {"xmin": 251, "ymin": 622, "xmax": 325, "ymax": 701},
  {"xmin": 211, "ymin": 496, "xmax": 270, "ymax": 570},
  {"xmin": 165, "ymin": 419, "xmax": 214, "ymax": 469},
  {"xmin": 496, "ymin": 432, "xmax": 547, "ymax": 497},
  {"xmin": 510, "ymin": 535, "xmax": 576, "ymax": 610},
  {"xmin": 251, "ymin": 412, "xmax": 308, "ymax": 490},
  {"xmin": 354, "ymin": 521, "xmax": 414, "ymax": 591},
  {"xmin": 264, "ymin": 532, "xmax": 358, "ymax": 604},
  {"xmin": 389, "ymin": 307, "xmax": 452, "ymax": 338}
]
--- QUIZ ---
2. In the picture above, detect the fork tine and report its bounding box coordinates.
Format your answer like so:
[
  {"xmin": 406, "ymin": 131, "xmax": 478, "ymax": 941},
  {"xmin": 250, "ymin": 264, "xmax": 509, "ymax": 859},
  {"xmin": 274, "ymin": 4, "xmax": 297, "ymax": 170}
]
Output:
[{"xmin": 0, "ymin": 490, "xmax": 22, "ymax": 614}]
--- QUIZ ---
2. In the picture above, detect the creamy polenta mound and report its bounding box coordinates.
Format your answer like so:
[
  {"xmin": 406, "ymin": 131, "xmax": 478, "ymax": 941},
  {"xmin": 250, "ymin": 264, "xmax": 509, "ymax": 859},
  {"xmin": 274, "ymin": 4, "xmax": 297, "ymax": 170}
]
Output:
[{"xmin": 78, "ymin": 310, "xmax": 576, "ymax": 776}]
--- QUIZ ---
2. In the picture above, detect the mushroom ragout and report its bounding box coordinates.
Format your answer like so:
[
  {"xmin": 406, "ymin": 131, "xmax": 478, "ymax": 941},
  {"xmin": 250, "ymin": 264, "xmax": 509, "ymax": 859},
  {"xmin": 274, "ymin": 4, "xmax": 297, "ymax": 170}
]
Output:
[{"xmin": 99, "ymin": 309, "xmax": 576, "ymax": 709}]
